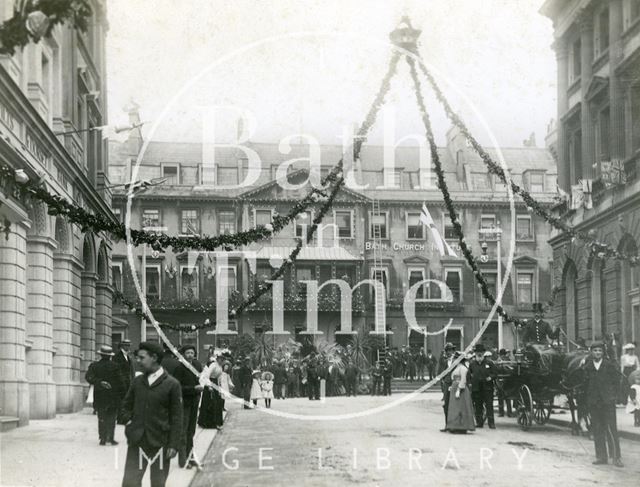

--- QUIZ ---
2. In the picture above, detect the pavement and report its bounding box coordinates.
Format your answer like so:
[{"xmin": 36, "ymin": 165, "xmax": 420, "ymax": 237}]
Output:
[
  {"xmin": 193, "ymin": 394, "xmax": 640, "ymax": 487},
  {"xmin": 547, "ymin": 404, "xmax": 640, "ymax": 441},
  {"xmin": 0, "ymin": 408, "xmax": 218, "ymax": 487}
]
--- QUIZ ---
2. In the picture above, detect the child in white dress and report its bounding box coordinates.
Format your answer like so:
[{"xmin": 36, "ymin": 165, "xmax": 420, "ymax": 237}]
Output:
[
  {"xmin": 261, "ymin": 371, "xmax": 274, "ymax": 408},
  {"xmin": 250, "ymin": 370, "xmax": 262, "ymax": 407}
]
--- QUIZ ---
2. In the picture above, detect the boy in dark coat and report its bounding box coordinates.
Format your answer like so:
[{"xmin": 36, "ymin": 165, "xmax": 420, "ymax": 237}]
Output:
[
  {"xmin": 120, "ymin": 342, "xmax": 183, "ymax": 487},
  {"xmin": 581, "ymin": 341, "xmax": 624, "ymax": 467},
  {"xmin": 86, "ymin": 345, "xmax": 124, "ymax": 445},
  {"xmin": 469, "ymin": 343, "xmax": 498, "ymax": 429}
]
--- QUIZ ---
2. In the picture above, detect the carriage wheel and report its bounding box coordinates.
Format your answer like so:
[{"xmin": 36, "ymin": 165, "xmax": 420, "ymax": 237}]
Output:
[
  {"xmin": 516, "ymin": 385, "xmax": 533, "ymax": 431},
  {"xmin": 533, "ymin": 399, "xmax": 552, "ymax": 425}
]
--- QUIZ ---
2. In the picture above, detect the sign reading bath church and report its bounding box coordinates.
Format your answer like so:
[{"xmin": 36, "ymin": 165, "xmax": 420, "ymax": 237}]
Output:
[{"xmin": 365, "ymin": 241, "xmax": 425, "ymax": 251}]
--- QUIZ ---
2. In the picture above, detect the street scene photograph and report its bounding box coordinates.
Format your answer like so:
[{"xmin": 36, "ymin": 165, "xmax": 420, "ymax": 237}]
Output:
[{"xmin": 1, "ymin": 0, "xmax": 640, "ymax": 486}]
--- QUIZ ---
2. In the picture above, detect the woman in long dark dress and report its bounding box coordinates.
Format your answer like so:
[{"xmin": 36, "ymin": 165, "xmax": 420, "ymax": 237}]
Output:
[
  {"xmin": 446, "ymin": 352, "xmax": 475, "ymax": 433},
  {"xmin": 198, "ymin": 355, "xmax": 224, "ymax": 429}
]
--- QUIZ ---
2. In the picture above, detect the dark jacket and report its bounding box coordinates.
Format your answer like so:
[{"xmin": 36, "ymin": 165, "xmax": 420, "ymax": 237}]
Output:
[
  {"xmin": 113, "ymin": 349, "xmax": 135, "ymax": 393},
  {"xmin": 344, "ymin": 364, "xmax": 359, "ymax": 381},
  {"xmin": 173, "ymin": 359, "xmax": 203, "ymax": 402},
  {"xmin": 120, "ymin": 370, "xmax": 183, "ymax": 450},
  {"xmin": 86, "ymin": 357, "xmax": 125, "ymax": 409},
  {"xmin": 582, "ymin": 358, "xmax": 621, "ymax": 408},
  {"xmin": 238, "ymin": 364, "xmax": 253, "ymax": 389},
  {"xmin": 273, "ymin": 364, "xmax": 288, "ymax": 385},
  {"xmin": 469, "ymin": 358, "xmax": 498, "ymax": 392},
  {"xmin": 522, "ymin": 319, "xmax": 553, "ymax": 344},
  {"xmin": 161, "ymin": 354, "xmax": 181, "ymax": 377},
  {"xmin": 437, "ymin": 354, "xmax": 454, "ymax": 392}
]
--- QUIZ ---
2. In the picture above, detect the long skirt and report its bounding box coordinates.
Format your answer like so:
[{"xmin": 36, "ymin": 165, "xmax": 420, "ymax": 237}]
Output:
[
  {"xmin": 198, "ymin": 388, "xmax": 224, "ymax": 428},
  {"xmin": 446, "ymin": 381, "xmax": 475, "ymax": 432}
]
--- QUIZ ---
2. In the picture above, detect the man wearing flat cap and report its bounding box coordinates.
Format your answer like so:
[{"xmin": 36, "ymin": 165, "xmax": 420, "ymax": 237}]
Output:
[
  {"xmin": 437, "ymin": 342, "xmax": 456, "ymax": 431},
  {"xmin": 581, "ymin": 341, "xmax": 624, "ymax": 467},
  {"xmin": 469, "ymin": 343, "xmax": 498, "ymax": 429},
  {"xmin": 173, "ymin": 344, "xmax": 203, "ymax": 468},
  {"xmin": 86, "ymin": 345, "xmax": 125, "ymax": 445}
]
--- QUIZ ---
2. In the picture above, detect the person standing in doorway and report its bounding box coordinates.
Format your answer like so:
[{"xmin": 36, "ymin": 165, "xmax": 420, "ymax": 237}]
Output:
[
  {"xmin": 86, "ymin": 345, "xmax": 124, "ymax": 446},
  {"xmin": 581, "ymin": 341, "xmax": 624, "ymax": 467},
  {"xmin": 469, "ymin": 343, "xmax": 497, "ymax": 429},
  {"xmin": 120, "ymin": 342, "xmax": 183, "ymax": 487}
]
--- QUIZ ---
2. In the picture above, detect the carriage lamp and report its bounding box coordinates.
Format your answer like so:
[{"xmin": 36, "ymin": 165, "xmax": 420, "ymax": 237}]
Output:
[{"xmin": 480, "ymin": 241, "xmax": 489, "ymax": 263}]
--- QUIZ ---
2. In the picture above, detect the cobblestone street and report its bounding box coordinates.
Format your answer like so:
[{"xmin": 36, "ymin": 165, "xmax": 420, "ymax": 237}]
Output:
[{"xmin": 193, "ymin": 395, "xmax": 640, "ymax": 487}]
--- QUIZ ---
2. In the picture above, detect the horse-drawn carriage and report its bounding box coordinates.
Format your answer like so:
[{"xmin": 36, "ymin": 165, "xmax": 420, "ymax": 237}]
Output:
[{"xmin": 494, "ymin": 344, "xmax": 590, "ymax": 432}]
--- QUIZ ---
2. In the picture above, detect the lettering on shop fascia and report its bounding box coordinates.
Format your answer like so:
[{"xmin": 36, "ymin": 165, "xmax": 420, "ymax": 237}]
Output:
[
  {"xmin": 365, "ymin": 241, "xmax": 426, "ymax": 251},
  {"xmin": 0, "ymin": 100, "xmax": 22, "ymax": 138}
]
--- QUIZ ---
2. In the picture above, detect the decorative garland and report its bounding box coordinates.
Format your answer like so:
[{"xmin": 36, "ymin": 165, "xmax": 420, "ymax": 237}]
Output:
[
  {"xmin": 414, "ymin": 62, "xmax": 639, "ymax": 268},
  {"xmin": 0, "ymin": 0, "xmax": 93, "ymax": 55},
  {"xmin": 0, "ymin": 164, "xmax": 338, "ymax": 253}
]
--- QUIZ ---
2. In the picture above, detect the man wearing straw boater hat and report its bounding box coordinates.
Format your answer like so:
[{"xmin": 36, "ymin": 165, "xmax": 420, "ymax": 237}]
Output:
[{"xmin": 85, "ymin": 345, "xmax": 124, "ymax": 446}]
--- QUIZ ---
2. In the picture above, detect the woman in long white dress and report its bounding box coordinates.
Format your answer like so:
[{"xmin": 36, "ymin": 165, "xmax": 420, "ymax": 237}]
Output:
[
  {"xmin": 446, "ymin": 352, "xmax": 475, "ymax": 433},
  {"xmin": 250, "ymin": 370, "xmax": 263, "ymax": 407}
]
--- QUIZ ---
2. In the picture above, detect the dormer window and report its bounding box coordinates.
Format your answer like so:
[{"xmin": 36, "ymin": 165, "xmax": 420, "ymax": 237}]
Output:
[
  {"xmin": 528, "ymin": 172, "xmax": 545, "ymax": 192},
  {"xmin": 162, "ymin": 164, "xmax": 180, "ymax": 185}
]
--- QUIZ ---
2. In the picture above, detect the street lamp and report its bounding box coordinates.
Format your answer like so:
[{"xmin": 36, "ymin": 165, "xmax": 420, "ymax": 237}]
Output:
[{"xmin": 479, "ymin": 222, "xmax": 504, "ymax": 349}]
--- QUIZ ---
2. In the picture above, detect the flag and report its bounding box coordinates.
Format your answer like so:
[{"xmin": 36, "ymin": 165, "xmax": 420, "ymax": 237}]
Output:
[{"xmin": 420, "ymin": 203, "xmax": 457, "ymax": 257}]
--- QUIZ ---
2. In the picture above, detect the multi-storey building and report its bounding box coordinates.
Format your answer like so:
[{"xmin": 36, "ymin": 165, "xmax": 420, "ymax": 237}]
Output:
[
  {"xmin": 541, "ymin": 0, "xmax": 640, "ymax": 345},
  {"xmin": 110, "ymin": 107, "xmax": 557, "ymax": 360},
  {"xmin": 0, "ymin": 0, "xmax": 113, "ymax": 426}
]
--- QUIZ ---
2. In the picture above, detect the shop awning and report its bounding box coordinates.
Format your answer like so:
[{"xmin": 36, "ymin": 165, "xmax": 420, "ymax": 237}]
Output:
[{"xmin": 254, "ymin": 246, "xmax": 362, "ymax": 261}]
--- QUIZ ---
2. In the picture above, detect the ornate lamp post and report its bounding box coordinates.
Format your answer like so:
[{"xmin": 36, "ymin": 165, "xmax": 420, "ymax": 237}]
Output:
[{"xmin": 479, "ymin": 222, "xmax": 504, "ymax": 349}]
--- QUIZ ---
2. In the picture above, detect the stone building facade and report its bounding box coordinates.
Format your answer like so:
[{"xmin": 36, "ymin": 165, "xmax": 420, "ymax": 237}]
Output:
[
  {"xmin": 541, "ymin": 0, "xmax": 640, "ymax": 346},
  {"xmin": 109, "ymin": 110, "xmax": 557, "ymax": 360},
  {"xmin": 0, "ymin": 0, "xmax": 113, "ymax": 426}
]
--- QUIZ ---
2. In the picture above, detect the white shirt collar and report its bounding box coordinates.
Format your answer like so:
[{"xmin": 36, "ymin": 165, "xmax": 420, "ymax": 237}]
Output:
[
  {"xmin": 593, "ymin": 359, "xmax": 602, "ymax": 370},
  {"xmin": 147, "ymin": 366, "xmax": 164, "ymax": 386}
]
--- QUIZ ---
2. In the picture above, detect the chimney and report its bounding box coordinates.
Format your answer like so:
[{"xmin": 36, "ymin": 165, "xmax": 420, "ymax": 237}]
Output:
[
  {"xmin": 123, "ymin": 100, "xmax": 143, "ymax": 153},
  {"xmin": 523, "ymin": 132, "xmax": 537, "ymax": 148}
]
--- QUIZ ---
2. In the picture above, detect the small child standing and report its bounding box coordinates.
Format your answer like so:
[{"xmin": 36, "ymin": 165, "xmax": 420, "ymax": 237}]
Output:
[
  {"xmin": 261, "ymin": 371, "xmax": 274, "ymax": 408},
  {"xmin": 250, "ymin": 370, "xmax": 262, "ymax": 407}
]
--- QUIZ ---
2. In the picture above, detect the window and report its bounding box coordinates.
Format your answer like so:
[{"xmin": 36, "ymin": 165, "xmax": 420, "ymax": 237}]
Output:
[
  {"xmin": 516, "ymin": 215, "xmax": 533, "ymax": 240},
  {"xmin": 370, "ymin": 267, "xmax": 388, "ymax": 298},
  {"xmin": 296, "ymin": 267, "xmax": 314, "ymax": 297},
  {"xmin": 255, "ymin": 210, "xmax": 272, "ymax": 228},
  {"xmin": 529, "ymin": 172, "xmax": 545, "ymax": 192},
  {"xmin": 336, "ymin": 265, "xmax": 356, "ymax": 286},
  {"xmin": 41, "ymin": 54, "xmax": 51, "ymax": 105},
  {"xmin": 218, "ymin": 211, "xmax": 236, "ymax": 235},
  {"xmin": 145, "ymin": 265, "xmax": 161, "ymax": 299},
  {"xmin": 385, "ymin": 168, "xmax": 402, "ymax": 187},
  {"xmin": 408, "ymin": 268, "xmax": 426, "ymax": 299},
  {"xmin": 218, "ymin": 266, "xmax": 237, "ymax": 295},
  {"xmin": 162, "ymin": 164, "xmax": 179, "ymax": 185},
  {"xmin": 473, "ymin": 173, "xmax": 489, "ymax": 190},
  {"xmin": 217, "ymin": 166, "xmax": 238, "ymax": 186},
  {"xmin": 369, "ymin": 212, "xmax": 388, "ymax": 239},
  {"xmin": 334, "ymin": 210, "xmax": 353, "ymax": 238},
  {"xmin": 420, "ymin": 167, "xmax": 435, "ymax": 189},
  {"xmin": 112, "ymin": 262, "xmax": 123, "ymax": 292},
  {"xmin": 632, "ymin": 0, "xmax": 640, "ymax": 23},
  {"xmin": 294, "ymin": 211, "xmax": 312, "ymax": 238},
  {"xmin": 406, "ymin": 212, "xmax": 425, "ymax": 240},
  {"xmin": 570, "ymin": 38, "xmax": 581, "ymax": 82},
  {"xmin": 180, "ymin": 266, "xmax": 199, "ymax": 300},
  {"xmin": 596, "ymin": 107, "xmax": 611, "ymax": 162},
  {"xmin": 517, "ymin": 272, "xmax": 534, "ymax": 304},
  {"xmin": 595, "ymin": 8, "xmax": 610, "ymax": 56},
  {"xmin": 493, "ymin": 175, "xmax": 508, "ymax": 193},
  {"xmin": 633, "ymin": 84, "xmax": 640, "ymax": 153},
  {"xmin": 443, "ymin": 213, "xmax": 458, "ymax": 241},
  {"xmin": 113, "ymin": 207, "xmax": 123, "ymax": 223},
  {"xmin": 142, "ymin": 209, "xmax": 161, "ymax": 228},
  {"xmin": 480, "ymin": 214, "xmax": 496, "ymax": 231},
  {"xmin": 181, "ymin": 209, "xmax": 200, "ymax": 235},
  {"xmin": 444, "ymin": 268, "xmax": 462, "ymax": 302}
]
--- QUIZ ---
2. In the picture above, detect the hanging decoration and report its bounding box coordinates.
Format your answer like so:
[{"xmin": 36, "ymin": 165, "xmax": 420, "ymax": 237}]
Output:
[
  {"xmin": 0, "ymin": 0, "xmax": 93, "ymax": 55},
  {"xmin": 414, "ymin": 59, "xmax": 638, "ymax": 268}
]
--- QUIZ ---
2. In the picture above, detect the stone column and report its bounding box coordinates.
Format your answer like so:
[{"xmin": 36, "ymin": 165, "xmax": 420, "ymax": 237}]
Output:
[
  {"xmin": 0, "ymin": 222, "xmax": 30, "ymax": 425},
  {"xmin": 609, "ymin": 0, "xmax": 626, "ymax": 160},
  {"xmin": 53, "ymin": 254, "xmax": 83, "ymax": 412},
  {"xmin": 95, "ymin": 281, "xmax": 113, "ymax": 348},
  {"xmin": 579, "ymin": 10, "xmax": 595, "ymax": 179},
  {"xmin": 80, "ymin": 272, "xmax": 97, "ymax": 372},
  {"xmin": 554, "ymin": 38, "xmax": 570, "ymax": 190},
  {"xmin": 25, "ymin": 235, "xmax": 57, "ymax": 419}
]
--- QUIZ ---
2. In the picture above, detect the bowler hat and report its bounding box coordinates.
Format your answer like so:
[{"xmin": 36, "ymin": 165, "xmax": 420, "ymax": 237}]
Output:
[
  {"xmin": 98, "ymin": 345, "xmax": 115, "ymax": 356},
  {"xmin": 498, "ymin": 348, "xmax": 508, "ymax": 356},
  {"xmin": 590, "ymin": 341, "xmax": 605, "ymax": 350},
  {"xmin": 473, "ymin": 343, "xmax": 486, "ymax": 353},
  {"xmin": 444, "ymin": 342, "xmax": 455, "ymax": 351},
  {"xmin": 120, "ymin": 339, "xmax": 131, "ymax": 345},
  {"xmin": 532, "ymin": 302, "xmax": 543, "ymax": 313}
]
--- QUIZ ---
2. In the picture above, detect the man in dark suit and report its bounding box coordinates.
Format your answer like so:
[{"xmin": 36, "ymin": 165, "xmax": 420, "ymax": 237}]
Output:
[
  {"xmin": 307, "ymin": 353, "xmax": 321, "ymax": 400},
  {"xmin": 383, "ymin": 358, "xmax": 393, "ymax": 395},
  {"xmin": 344, "ymin": 359, "xmax": 359, "ymax": 397},
  {"xmin": 581, "ymin": 341, "xmax": 624, "ymax": 467},
  {"xmin": 469, "ymin": 343, "xmax": 498, "ymax": 429},
  {"xmin": 427, "ymin": 349, "xmax": 437, "ymax": 380},
  {"xmin": 172, "ymin": 345, "xmax": 203, "ymax": 469},
  {"xmin": 120, "ymin": 342, "xmax": 183, "ymax": 487},
  {"xmin": 437, "ymin": 342, "xmax": 456, "ymax": 431},
  {"xmin": 86, "ymin": 345, "xmax": 124, "ymax": 445},
  {"xmin": 113, "ymin": 339, "xmax": 135, "ymax": 423}
]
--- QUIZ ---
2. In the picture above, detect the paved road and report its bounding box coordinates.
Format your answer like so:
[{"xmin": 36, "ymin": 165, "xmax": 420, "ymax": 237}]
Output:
[{"xmin": 193, "ymin": 395, "xmax": 640, "ymax": 487}]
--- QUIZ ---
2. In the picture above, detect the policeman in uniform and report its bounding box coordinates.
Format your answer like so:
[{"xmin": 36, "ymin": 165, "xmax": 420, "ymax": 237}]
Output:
[{"xmin": 520, "ymin": 303, "xmax": 555, "ymax": 345}]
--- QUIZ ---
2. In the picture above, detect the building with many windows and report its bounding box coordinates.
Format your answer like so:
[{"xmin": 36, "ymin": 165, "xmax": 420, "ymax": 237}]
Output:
[
  {"xmin": 0, "ymin": 0, "xmax": 113, "ymax": 426},
  {"xmin": 541, "ymin": 0, "xmax": 640, "ymax": 346},
  {"xmin": 109, "ymin": 108, "xmax": 557, "ymax": 360}
]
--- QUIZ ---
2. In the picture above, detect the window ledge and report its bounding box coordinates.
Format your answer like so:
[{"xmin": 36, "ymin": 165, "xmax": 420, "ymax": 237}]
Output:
[
  {"xmin": 592, "ymin": 50, "xmax": 609, "ymax": 71},
  {"xmin": 567, "ymin": 77, "xmax": 581, "ymax": 94}
]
